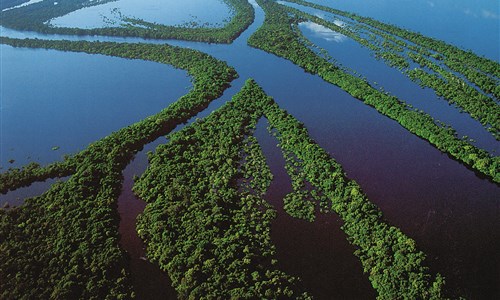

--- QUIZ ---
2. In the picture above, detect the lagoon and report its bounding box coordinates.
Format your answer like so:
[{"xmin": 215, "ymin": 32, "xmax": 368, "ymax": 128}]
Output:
[
  {"xmin": 0, "ymin": 45, "xmax": 190, "ymax": 170},
  {"xmin": 0, "ymin": 0, "xmax": 498, "ymax": 298},
  {"xmin": 50, "ymin": 0, "xmax": 233, "ymax": 29},
  {"xmin": 304, "ymin": 0, "xmax": 500, "ymax": 61}
]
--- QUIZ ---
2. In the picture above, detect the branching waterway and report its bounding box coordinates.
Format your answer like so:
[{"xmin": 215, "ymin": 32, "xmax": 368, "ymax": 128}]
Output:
[{"xmin": 1, "ymin": 0, "xmax": 498, "ymax": 299}]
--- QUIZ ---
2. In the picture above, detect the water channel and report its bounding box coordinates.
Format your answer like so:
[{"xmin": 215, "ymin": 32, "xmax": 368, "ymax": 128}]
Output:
[{"xmin": 1, "ymin": 0, "xmax": 498, "ymax": 298}]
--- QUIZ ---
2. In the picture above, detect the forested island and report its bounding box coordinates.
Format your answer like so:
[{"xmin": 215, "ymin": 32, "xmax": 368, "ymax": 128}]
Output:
[
  {"xmin": 1, "ymin": 0, "xmax": 498, "ymax": 299},
  {"xmin": 0, "ymin": 0, "xmax": 254, "ymax": 43}
]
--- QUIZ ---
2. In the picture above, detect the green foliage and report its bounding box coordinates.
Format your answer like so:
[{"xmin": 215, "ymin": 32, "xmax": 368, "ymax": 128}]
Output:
[
  {"xmin": 0, "ymin": 0, "xmax": 254, "ymax": 43},
  {"xmin": 407, "ymin": 52, "xmax": 500, "ymax": 138},
  {"xmin": 0, "ymin": 142, "xmax": 135, "ymax": 299},
  {"xmin": 0, "ymin": 37, "xmax": 237, "ymax": 298},
  {"xmin": 0, "ymin": 160, "xmax": 75, "ymax": 194},
  {"xmin": 248, "ymin": 0, "xmax": 499, "ymax": 183},
  {"xmin": 0, "ymin": 36, "xmax": 238, "ymax": 195},
  {"xmin": 283, "ymin": 0, "xmax": 500, "ymax": 89},
  {"xmin": 279, "ymin": 148, "xmax": 329, "ymax": 222},
  {"xmin": 282, "ymin": 0, "xmax": 500, "ymax": 139},
  {"xmin": 261, "ymin": 89, "xmax": 447, "ymax": 299},
  {"xmin": 283, "ymin": 191, "xmax": 315, "ymax": 222},
  {"xmin": 240, "ymin": 135, "xmax": 274, "ymax": 196},
  {"xmin": 133, "ymin": 79, "xmax": 311, "ymax": 298}
]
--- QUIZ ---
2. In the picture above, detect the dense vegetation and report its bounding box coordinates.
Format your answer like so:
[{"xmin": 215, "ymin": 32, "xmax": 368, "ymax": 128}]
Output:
[
  {"xmin": 248, "ymin": 0, "xmax": 499, "ymax": 183},
  {"xmin": 133, "ymin": 79, "xmax": 311, "ymax": 299},
  {"xmin": 0, "ymin": 0, "xmax": 116, "ymax": 29},
  {"xmin": 0, "ymin": 160, "xmax": 75, "ymax": 195},
  {"xmin": 0, "ymin": 0, "xmax": 255, "ymax": 43},
  {"xmin": 280, "ymin": 0, "xmax": 500, "ymax": 139},
  {"xmin": 0, "ymin": 37, "xmax": 238, "ymax": 298},
  {"xmin": 0, "ymin": 152, "xmax": 134, "ymax": 298},
  {"xmin": 1, "ymin": 1, "xmax": 497, "ymax": 299},
  {"xmin": 283, "ymin": 0, "xmax": 500, "ymax": 94},
  {"xmin": 281, "ymin": 147, "xmax": 327, "ymax": 222},
  {"xmin": 261, "ymin": 86, "xmax": 445, "ymax": 299},
  {"xmin": 132, "ymin": 78, "xmax": 445, "ymax": 299},
  {"xmin": 0, "ymin": 36, "xmax": 238, "ymax": 194},
  {"xmin": 240, "ymin": 135, "xmax": 274, "ymax": 196}
]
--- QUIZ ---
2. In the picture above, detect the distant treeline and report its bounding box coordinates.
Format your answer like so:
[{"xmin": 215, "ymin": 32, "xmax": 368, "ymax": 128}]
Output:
[
  {"xmin": 248, "ymin": 0, "xmax": 499, "ymax": 183},
  {"xmin": 0, "ymin": 0, "xmax": 255, "ymax": 43},
  {"xmin": 282, "ymin": 0, "xmax": 500, "ymax": 139},
  {"xmin": 0, "ymin": 0, "xmax": 29, "ymax": 10}
]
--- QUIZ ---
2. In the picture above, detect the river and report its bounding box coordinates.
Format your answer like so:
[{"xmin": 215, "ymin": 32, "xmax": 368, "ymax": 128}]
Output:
[{"xmin": 1, "ymin": 0, "xmax": 498, "ymax": 298}]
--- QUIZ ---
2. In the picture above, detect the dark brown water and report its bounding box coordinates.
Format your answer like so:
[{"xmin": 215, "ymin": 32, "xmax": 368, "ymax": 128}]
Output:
[
  {"xmin": 255, "ymin": 118, "xmax": 376, "ymax": 299},
  {"xmin": 2, "ymin": 1, "xmax": 498, "ymax": 298},
  {"xmin": 117, "ymin": 140, "xmax": 177, "ymax": 300}
]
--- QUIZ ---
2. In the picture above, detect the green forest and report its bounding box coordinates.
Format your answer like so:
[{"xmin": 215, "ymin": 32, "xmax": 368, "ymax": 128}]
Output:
[
  {"xmin": 248, "ymin": 0, "xmax": 499, "ymax": 183},
  {"xmin": 0, "ymin": 0, "xmax": 255, "ymax": 43},
  {"xmin": 1, "ymin": 0, "xmax": 498, "ymax": 299}
]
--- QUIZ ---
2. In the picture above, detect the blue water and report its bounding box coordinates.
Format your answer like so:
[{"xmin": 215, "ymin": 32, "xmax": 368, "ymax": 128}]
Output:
[
  {"xmin": 0, "ymin": 43, "xmax": 190, "ymax": 300},
  {"xmin": 1, "ymin": 0, "xmax": 41, "ymax": 12},
  {"xmin": 303, "ymin": 0, "xmax": 500, "ymax": 61},
  {"xmin": 0, "ymin": 0, "xmax": 499, "ymax": 299},
  {"xmin": 165, "ymin": 4, "xmax": 498, "ymax": 298},
  {"xmin": 50, "ymin": 0, "xmax": 232, "ymax": 29},
  {"xmin": 298, "ymin": 20, "xmax": 500, "ymax": 154},
  {"xmin": 0, "ymin": 45, "xmax": 190, "ymax": 170}
]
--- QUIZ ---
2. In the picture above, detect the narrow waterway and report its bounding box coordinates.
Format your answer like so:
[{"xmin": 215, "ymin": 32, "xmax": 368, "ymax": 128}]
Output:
[
  {"xmin": 117, "ymin": 139, "xmax": 177, "ymax": 299},
  {"xmin": 300, "ymin": 0, "xmax": 500, "ymax": 61},
  {"xmin": 255, "ymin": 118, "xmax": 376, "ymax": 299},
  {"xmin": 1, "ymin": 0, "xmax": 498, "ymax": 298},
  {"xmin": 165, "ymin": 4, "xmax": 498, "ymax": 297},
  {"xmin": 297, "ymin": 18, "xmax": 499, "ymax": 153}
]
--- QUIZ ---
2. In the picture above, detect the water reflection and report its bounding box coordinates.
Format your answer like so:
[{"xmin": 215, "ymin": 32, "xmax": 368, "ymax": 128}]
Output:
[
  {"xmin": 1, "ymin": 1, "xmax": 498, "ymax": 298},
  {"xmin": 2, "ymin": 0, "xmax": 43, "ymax": 12},
  {"xmin": 312, "ymin": 12, "xmax": 347, "ymax": 28},
  {"xmin": 480, "ymin": 8, "xmax": 499, "ymax": 19},
  {"xmin": 302, "ymin": 0, "xmax": 499, "ymax": 60},
  {"xmin": 299, "ymin": 21, "xmax": 347, "ymax": 42},
  {"xmin": 50, "ymin": 0, "xmax": 232, "ymax": 29},
  {"xmin": 0, "ymin": 44, "xmax": 191, "ymax": 169}
]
